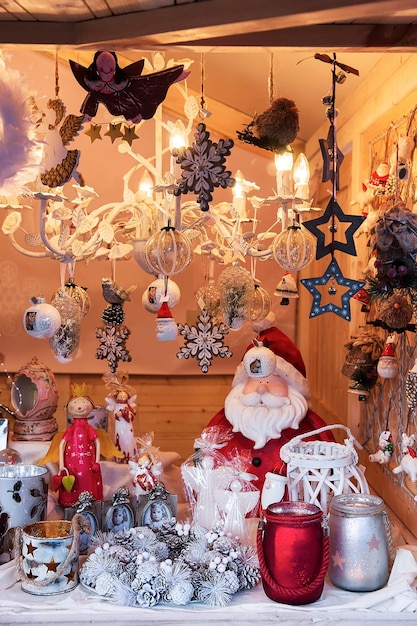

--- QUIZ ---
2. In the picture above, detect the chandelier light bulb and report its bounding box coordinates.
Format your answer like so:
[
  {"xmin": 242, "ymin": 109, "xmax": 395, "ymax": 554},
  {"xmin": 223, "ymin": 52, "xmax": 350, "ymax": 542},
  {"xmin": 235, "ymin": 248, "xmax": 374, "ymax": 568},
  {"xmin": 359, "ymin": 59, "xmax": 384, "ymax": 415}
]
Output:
[
  {"xmin": 169, "ymin": 119, "xmax": 187, "ymax": 153},
  {"xmin": 138, "ymin": 170, "xmax": 154, "ymax": 199}
]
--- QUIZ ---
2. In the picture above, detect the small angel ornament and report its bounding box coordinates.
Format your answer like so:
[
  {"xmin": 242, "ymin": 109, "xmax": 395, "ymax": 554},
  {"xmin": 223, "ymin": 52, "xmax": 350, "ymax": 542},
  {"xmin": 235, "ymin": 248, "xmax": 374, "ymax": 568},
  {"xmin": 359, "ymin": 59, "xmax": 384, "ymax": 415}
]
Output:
[
  {"xmin": 181, "ymin": 427, "xmax": 234, "ymax": 530},
  {"xmin": 214, "ymin": 462, "xmax": 259, "ymax": 543},
  {"xmin": 128, "ymin": 434, "xmax": 162, "ymax": 497}
]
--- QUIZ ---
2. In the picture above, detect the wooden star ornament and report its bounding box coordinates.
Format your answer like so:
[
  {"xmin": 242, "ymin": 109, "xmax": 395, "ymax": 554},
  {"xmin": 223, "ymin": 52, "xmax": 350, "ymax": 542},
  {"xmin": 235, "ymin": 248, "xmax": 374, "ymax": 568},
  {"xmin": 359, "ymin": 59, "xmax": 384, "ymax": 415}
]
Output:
[
  {"xmin": 303, "ymin": 198, "xmax": 364, "ymax": 260},
  {"xmin": 300, "ymin": 258, "xmax": 365, "ymax": 320},
  {"xmin": 122, "ymin": 126, "xmax": 139, "ymax": 146},
  {"xmin": 85, "ymin": 123, "xmax": 102, "ymax": 143},
  {"xmin": 105, "ymin": 122, "xmax": 124, "ymax": 143}
]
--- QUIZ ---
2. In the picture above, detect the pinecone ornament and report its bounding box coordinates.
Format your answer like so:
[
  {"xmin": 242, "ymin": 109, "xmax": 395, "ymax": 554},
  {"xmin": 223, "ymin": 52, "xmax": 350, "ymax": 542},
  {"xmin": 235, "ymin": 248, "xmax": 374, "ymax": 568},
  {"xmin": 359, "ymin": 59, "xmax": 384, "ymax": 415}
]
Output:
[
  {"xmin": 406, "ymin": 359, "xmax": 417, "ymax": 410},
  {"xmin": 102, "ymin": 303, "xmax": 125, "ymax": 325}
]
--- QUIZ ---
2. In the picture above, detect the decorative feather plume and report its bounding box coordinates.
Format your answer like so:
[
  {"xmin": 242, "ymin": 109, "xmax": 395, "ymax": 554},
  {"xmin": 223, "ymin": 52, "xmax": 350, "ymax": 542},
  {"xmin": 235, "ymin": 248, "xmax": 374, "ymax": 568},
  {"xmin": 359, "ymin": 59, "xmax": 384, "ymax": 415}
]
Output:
[{"xmin": 0, "ymin": 52, "xmax": 43, "ymax": 196}]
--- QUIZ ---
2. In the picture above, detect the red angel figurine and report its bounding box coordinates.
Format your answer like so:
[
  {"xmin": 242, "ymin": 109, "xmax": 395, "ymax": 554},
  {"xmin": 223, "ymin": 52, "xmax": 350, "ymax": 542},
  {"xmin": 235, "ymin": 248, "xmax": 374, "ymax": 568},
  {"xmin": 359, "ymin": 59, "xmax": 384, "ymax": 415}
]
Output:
[
  {"xmin": 70, "ymin": 51, "xmax": 190, "ymax": 123},
  {"xmin": 40, "ymin": 385, "xmax": 123, "ymax": 507}
]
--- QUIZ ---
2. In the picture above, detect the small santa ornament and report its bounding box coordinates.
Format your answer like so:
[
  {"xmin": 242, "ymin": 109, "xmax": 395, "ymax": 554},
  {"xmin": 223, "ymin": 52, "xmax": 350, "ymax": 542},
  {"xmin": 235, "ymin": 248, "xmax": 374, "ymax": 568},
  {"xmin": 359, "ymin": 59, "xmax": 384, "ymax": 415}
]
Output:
[
  {"xmin": 156, "ymin": 301, "xmax": 178, "ymax": 342},
  {"xmin": 377, "ymin": 336, "xmax": 398, "ymax": 379},
  {"xmin": 368, "ymin": 161, "xmax": 389, "ymax": 190}
]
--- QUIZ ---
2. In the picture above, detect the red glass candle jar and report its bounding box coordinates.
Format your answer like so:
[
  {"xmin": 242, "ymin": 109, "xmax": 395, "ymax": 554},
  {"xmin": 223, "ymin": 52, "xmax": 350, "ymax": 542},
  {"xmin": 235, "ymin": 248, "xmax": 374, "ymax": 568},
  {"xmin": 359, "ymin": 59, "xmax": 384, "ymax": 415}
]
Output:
[{"xmin": 257, "ymin": 501, "xmax": 329, "ymax": 605}]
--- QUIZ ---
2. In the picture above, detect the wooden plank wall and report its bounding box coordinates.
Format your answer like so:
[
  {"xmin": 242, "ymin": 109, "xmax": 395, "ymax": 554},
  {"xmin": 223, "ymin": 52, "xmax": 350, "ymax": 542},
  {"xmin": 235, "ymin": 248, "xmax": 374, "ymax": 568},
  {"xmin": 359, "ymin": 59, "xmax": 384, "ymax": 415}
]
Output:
[{"xmin": 0, "ymin": 373, "xmax": 233, "ymax": 462}]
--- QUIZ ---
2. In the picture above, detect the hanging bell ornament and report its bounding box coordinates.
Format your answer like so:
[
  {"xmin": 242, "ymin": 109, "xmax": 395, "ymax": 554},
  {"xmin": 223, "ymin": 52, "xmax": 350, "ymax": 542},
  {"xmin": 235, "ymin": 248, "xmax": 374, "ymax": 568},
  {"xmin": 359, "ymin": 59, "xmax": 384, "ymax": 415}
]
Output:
[
  {"xmin": 274, "ymin": 273, "xmax": 299, "ymax": 306},
  {"xmin": 272, "ymin": 217, "xmax": 316, "ymax": 272},
  {"xmin": 144, "ymin": 221, "xmax": 192, "ymax": 276},
  {"xmin": 23, "ymin": 297, "xmax": 62, "ymax": 339},
  {"xmin": 406, "ymin": 359, "xmax": 417, "ymax": 410}
]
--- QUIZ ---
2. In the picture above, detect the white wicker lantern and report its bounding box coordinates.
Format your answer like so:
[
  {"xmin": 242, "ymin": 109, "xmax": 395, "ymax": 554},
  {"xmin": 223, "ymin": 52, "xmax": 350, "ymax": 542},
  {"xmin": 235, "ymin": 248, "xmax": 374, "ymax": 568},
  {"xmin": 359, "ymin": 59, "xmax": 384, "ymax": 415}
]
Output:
[{"xmin": 279, "ymin": 424, "xmax": 369, "ymax": 514}]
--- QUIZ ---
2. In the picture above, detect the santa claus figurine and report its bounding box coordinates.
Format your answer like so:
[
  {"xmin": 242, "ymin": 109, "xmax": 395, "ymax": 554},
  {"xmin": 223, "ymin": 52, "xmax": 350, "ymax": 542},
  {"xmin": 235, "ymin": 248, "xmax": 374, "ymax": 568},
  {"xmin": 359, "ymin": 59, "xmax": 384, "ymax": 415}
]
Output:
[{"xmin": 206, "ymin": 324, "xmax": 333, "ymax": 493}]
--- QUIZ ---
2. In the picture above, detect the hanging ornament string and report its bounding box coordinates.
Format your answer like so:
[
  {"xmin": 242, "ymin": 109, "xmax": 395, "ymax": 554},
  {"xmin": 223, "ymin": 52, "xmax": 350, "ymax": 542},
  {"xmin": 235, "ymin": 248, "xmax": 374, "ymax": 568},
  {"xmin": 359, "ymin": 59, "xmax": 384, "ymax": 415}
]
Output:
[
  {"xmin": 55, "ymin": 50, "xmax": 60, "ymax": 99},
  {"xmin": 199, "ymin": 52, "xmax": 206, "ymax": 118},
  {"xmin": 268, "ymin": 52, "xmax": 275, "ymax": 104}
]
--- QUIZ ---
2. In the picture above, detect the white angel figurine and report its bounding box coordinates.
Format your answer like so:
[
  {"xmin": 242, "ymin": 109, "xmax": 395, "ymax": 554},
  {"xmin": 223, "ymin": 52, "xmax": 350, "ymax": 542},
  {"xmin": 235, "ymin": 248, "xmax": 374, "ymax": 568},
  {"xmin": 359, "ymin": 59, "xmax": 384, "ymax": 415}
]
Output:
[
  {"xmin": 181, "ymin": 454, "xmax": 232, "ymax": 530},
  {"xmin": 214, "ymin": 471, "xmax": 259, "ymax": 542}
]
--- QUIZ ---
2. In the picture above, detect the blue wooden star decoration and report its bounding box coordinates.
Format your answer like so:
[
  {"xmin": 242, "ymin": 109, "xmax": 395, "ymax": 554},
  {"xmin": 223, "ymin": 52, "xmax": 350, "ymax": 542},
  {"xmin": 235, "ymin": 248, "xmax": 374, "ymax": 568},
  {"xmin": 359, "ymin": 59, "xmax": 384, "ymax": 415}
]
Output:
[
  {"xmin": 300, "ymin": 258, "xmax": 365, "ymax": 320},
  {"xmin": 319, "ymin": 125, "xmax": 344, "ymax": 190},
  {"xmin": 303, "ymin": 198, "xmax": 364, "ymax": 260}
]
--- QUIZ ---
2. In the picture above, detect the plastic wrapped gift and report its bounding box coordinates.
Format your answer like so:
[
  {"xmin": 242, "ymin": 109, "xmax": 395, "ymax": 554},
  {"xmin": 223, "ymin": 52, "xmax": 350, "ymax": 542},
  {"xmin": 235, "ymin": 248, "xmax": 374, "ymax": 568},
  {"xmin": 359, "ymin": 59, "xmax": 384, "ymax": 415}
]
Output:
[
  {"xmin": 181, "ymin": 426, "xmax": 234, "ymax": 530},
  {"xmin": 128, "ymin": 433, "xmax": 163, "ymax": 497},
  {"xmin": 213, "ymin": 449, "xmax": 260, "ymax": 543}
]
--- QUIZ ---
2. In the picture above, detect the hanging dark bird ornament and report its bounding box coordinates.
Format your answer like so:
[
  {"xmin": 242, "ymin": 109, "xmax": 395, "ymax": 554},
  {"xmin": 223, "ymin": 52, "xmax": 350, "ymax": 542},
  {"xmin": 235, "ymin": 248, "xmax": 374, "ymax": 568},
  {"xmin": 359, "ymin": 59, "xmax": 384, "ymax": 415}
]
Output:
[{"xmin": 237, "ymin": 97, "xmax": 299, "ymax": 154}]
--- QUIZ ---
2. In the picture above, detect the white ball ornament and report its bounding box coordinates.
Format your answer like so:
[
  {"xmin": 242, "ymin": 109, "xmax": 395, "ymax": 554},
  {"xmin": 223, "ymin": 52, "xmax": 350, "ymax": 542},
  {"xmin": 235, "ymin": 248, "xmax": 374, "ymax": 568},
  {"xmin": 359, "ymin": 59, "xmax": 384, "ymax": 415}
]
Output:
[
  {"xmin": 142, "ymin": 277, "xmax": 181, "ymax": 313},
  {"xmin": 23, "ymin": 297, "xmax": 61, "ymax": 339}
]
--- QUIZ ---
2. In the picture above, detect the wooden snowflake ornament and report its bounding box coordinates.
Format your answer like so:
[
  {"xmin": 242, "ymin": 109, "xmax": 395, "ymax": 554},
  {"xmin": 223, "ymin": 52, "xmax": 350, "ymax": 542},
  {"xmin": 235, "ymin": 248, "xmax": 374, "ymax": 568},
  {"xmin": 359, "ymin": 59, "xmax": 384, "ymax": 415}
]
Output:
[
  {"xmin": 173, "ymin": 122, "xmax": 235, "ymax": 211},
  {"xmin": 177, "ymin": 308, "xmax": 233, "ymax": 373},
  {"xmin": 95, "ymin": 277, "xmax": 136, "ymax": 373}
]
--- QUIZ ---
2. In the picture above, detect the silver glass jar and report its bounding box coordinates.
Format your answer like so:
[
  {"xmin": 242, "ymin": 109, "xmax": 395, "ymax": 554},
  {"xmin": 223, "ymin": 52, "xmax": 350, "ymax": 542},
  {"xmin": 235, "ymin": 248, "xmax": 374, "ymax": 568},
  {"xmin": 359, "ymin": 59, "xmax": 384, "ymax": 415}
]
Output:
[{"xmin": 328, "ymin": 493, "xmax": 391, "ymax": 592}]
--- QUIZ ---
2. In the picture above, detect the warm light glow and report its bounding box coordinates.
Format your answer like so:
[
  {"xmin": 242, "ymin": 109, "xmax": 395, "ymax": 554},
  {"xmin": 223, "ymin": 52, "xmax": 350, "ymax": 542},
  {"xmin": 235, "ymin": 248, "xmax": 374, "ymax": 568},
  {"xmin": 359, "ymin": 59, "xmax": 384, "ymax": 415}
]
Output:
[
  {"xmin": 138, "ymin": 170, "xmax": 154, "ymax": 198},
  {"xmin": 169, "ymin": 119, "xmax": 187, "ymax": 153},
  {"xmin": 232, "ymin": 169, "xmax": 245, "ymax": 199},
  {"xmin": 293, "ymin": 153, "xmax": 310, "ymax": 187},
  {"xmin": 274, "ymin": 149, "xmax": 294, "ymax": 173}
]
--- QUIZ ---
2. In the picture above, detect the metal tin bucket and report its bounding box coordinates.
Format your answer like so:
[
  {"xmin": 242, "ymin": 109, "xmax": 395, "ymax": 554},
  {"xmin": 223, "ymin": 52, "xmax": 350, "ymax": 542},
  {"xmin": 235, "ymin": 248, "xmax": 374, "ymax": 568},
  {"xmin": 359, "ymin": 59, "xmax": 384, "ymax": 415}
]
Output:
[{"xmin": 15, "ymin": 516, "xmax": 84, "ymax": 595}]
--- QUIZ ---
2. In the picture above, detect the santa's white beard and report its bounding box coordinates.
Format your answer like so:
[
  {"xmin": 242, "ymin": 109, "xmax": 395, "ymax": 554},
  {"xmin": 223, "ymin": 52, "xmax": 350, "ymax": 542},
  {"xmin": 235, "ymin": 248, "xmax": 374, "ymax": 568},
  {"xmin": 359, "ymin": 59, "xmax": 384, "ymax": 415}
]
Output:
[{"xmin": 225, "ymin": 382, "xmax": 309, "ymax": 449}]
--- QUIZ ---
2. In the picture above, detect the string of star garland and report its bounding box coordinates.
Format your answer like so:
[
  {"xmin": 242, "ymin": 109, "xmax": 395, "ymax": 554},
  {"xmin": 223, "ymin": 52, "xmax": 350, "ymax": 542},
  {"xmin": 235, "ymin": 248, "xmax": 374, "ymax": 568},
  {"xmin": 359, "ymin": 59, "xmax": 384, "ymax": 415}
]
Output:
[
  {"xmin": 301, "ymin": 53, "xmax": 365, "ymax": 321},
  {"xmin": 84, "ymin": 122, "xmax": 140, "ymax": 146}
]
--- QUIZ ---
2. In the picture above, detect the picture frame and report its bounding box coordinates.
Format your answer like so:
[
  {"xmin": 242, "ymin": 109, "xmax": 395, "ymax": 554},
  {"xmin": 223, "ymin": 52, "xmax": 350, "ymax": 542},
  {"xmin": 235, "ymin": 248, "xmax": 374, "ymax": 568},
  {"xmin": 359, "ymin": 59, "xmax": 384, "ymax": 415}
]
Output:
[
  {"xmin": 137, "ymin": 482, "xmax": 177, "ymax": 529},
  {"xmin": 104, "ymin": 501, "xmax": 135, "ymax": 533},
  {"xmin": 64, "ymin": 492, "xmax": 100, "ymax": 555}
]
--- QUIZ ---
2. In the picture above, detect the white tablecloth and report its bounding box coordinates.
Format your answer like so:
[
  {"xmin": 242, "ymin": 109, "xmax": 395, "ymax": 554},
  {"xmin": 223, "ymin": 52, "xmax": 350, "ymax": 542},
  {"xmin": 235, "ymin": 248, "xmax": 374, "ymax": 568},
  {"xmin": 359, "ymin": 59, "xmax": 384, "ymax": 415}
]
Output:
[{"xmin": 1, "ymin": 546, "xmax": 417, "ymax": 625}]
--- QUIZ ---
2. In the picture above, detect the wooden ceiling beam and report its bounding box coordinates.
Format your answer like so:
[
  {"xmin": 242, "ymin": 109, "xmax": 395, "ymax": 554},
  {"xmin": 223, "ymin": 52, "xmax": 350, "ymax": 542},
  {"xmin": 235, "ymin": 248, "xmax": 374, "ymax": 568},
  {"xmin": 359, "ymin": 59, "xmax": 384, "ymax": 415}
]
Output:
[
  {"xmin": 178, "ymin": 24, "xmax": 417, "ymax": 52},
  {"xmin": 0, "ymin": 0, "xmax": 415, "ymax": 48}
]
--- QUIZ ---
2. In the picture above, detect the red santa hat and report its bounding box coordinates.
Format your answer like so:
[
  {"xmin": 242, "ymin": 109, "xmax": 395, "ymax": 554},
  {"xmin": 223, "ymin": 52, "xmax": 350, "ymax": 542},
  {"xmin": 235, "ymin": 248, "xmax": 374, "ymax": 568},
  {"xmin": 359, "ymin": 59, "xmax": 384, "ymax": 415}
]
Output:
[
  {"xmin": 234, "ymin": 326, "xmax": 310, "ymax": 399},
  {"xmin": 380, "ymin": 339, "xmax": 396, "ymax": 358},
  {"xmin": 156, "ymin": 301, "xmax": 173, "ymax": 319}
]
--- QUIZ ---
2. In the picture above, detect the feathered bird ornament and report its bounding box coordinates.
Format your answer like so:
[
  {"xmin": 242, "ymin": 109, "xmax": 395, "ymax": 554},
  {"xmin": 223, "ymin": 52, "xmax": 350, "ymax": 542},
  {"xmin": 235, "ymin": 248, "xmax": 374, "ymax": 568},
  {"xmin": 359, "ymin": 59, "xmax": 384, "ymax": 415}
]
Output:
[
  {"xmin": 237, "ymin": 97, "xmax": 299, "ymax": 154},
  {"xmin": 101, "ymin": 277, "xmax": 137, "ymax": 305}
]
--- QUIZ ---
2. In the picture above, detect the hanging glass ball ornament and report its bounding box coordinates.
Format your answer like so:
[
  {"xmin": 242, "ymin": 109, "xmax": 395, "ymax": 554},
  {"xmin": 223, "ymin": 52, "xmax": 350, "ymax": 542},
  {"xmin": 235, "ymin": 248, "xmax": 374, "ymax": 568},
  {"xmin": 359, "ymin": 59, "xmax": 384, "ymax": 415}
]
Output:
[
  {"xmin": 250, "ymin": 284, "xmax": 272, "ymax": 322},
  {"xmin": 49, "ymin": 290, "xmax": 82, "ymax": 363},
  {"xmin": 132, "ymin": 238, "xmax": 159, "ymax": 275},
  {"xmin": 272, "ymin": 219, "xmax": 316, "ymax": 272},
  {"xmin": 217, "ymin": 265, "xmax": 254, "ymax": 330},
  {"xmin": 144, "ymin": 222, "xmax": 192, "ymax": 276},
  {"xmin": 62, "ymin": 278, "xmax": 90, "ymax": 318},
  {"xmin": 195, "ymin": 278, "xmax": 221, "ymax": 319},
  {"xmin": 142, "ymin": 276, "xmax": 181, "ymax": 313},
  {"xmin": 23, "ymin": 297, "xmax": 61, "ymax": 339}
]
